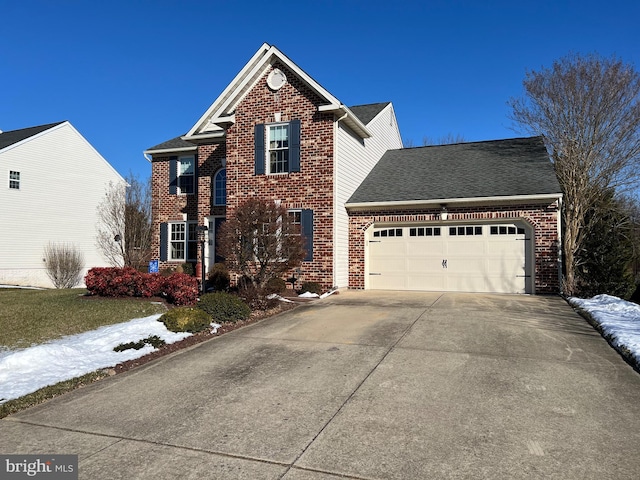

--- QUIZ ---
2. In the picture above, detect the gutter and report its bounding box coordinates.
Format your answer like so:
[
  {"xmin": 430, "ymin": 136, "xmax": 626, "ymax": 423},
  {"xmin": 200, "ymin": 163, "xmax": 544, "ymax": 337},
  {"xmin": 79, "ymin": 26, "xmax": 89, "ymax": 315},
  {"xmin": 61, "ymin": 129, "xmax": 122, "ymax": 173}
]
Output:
[
  {"xmin": 143, "ymin": 146, "xmax": 198, "ymax": 156},
  {"xmin": 346, "ymin": 193, "xmax": 563, "ymax": 211},
  {"xmin": 318, "ymin": 104, "xmax": 371, "ymax": 139},
  {"xmin": 181, "ymin": 131, "xmax": 226, "ymax": 143}
]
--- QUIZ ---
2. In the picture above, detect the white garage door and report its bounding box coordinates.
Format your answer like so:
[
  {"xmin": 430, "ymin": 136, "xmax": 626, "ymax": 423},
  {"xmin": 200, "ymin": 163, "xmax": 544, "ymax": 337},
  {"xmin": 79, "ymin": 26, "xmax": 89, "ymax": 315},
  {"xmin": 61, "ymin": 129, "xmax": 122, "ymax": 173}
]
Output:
[{"xmin": 368, "ymin": 223, "xmax": 531, "ymax": 294}]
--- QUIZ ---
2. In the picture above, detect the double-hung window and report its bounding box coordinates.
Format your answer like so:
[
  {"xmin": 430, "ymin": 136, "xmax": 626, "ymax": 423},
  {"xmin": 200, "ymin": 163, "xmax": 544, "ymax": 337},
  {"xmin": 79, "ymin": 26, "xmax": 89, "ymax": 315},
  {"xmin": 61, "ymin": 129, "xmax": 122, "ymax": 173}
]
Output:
[
  {"xmin": 290, "ymin": 209, "xmax": 314, "ymax": 262},
  {"xmin": 254, "ymin": 120, "xmax": 301, "ymax": 175},
  {"xmin": 9, "ymin": 171, "xmax": 20, "ymax": 189},
  {"xmin": 167, "ymin": 222, "xmax": 198, "ymax": 261},
  {"xmin": 169, "ymin": 155, "xmax": 195, "ymax": 194},
  {"xmin": 177, "ymin": 156, "xmax": 195, "ymax": 194},
  {"xmin": 268, "ymin": 124, "xmax": 289, "ymax": 174}
]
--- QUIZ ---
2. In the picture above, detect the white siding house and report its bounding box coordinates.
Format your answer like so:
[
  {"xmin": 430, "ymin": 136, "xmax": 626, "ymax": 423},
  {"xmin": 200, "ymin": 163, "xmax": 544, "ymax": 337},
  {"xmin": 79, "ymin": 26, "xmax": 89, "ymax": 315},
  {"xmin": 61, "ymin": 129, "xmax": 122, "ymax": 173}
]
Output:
[{"xmin": 0, "ymin": 121, "xmax": 125, "ymax": 288}]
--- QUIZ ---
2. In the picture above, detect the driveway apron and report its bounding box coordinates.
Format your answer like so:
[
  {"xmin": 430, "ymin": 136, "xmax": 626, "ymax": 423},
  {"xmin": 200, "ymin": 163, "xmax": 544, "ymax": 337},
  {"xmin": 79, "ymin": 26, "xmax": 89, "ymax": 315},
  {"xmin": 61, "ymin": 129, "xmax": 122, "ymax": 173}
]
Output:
[{"xmin": 1, "ymin": 291, "xmax": 640, "ymax": 479}]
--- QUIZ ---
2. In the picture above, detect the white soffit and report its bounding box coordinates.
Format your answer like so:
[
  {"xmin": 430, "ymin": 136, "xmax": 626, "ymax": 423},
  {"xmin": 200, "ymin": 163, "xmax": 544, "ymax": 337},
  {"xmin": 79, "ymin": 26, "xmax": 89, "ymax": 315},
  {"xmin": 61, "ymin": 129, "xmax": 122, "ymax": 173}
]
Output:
[{"xmin": 184, "ymin": 44, "xmax": 365, "ymax": 138}]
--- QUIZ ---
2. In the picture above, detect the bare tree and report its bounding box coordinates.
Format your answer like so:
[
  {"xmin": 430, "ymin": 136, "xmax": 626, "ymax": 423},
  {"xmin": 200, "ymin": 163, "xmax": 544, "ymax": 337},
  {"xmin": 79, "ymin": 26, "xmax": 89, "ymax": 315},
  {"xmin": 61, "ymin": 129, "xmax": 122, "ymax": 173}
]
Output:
[
  {"xmin": 218, "ymin": 198, "xmax": 307, "ymax": 289},
  {"xmin": 422, "ymin": 133, "xmax": 467, "ymax": 145},
  {"xmin": 96, "ymin": 173, "xmax": 152, "ymax": 268},
  {"xmin": 44, "ymin": 242, "xmax": 84, "ymax": 288},
  {"xmin": 404, "ymin": 134, "xmax": 467, "ymax": 147},
  {"xmin": 509, "ymin": 53, "xmax": 640, "ymax": 295}
]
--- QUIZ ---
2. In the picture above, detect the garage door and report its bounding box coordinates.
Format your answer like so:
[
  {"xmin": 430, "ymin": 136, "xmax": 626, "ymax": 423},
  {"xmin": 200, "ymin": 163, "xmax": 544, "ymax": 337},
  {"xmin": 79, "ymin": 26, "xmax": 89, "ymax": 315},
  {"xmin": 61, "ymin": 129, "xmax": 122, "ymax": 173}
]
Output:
[{"xmin": 367, "ymin": 223, "xmax": 531, "ymax": 293}]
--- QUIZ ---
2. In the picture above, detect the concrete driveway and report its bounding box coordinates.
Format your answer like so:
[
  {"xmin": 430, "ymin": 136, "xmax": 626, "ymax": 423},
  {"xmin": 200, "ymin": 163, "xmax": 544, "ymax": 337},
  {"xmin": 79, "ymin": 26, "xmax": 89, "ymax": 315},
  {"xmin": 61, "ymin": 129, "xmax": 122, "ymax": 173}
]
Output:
[{"xmin": 2, "ymin": 291, "xmax": 640, "ymax": 479}]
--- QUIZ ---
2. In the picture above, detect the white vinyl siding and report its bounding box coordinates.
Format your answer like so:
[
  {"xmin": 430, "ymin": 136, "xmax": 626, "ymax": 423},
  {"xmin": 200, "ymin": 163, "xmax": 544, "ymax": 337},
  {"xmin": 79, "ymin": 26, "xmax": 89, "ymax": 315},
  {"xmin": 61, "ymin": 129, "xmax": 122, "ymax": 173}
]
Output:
[
  {"xmin": 333, "ymin": 104, "xmax": 403, "ymax": 288},
  {"xmin": 0, "ymin": 122, "xmax": 124, "ymax": 287}
]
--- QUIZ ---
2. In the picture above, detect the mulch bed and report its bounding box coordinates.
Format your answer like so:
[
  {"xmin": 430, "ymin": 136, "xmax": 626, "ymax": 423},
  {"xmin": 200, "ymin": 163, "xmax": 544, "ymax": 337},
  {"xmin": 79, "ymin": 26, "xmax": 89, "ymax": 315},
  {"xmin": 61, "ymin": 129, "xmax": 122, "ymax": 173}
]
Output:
[{"xmin": 111, "ymin": 299, "xmax": 302, "ymax": 375}]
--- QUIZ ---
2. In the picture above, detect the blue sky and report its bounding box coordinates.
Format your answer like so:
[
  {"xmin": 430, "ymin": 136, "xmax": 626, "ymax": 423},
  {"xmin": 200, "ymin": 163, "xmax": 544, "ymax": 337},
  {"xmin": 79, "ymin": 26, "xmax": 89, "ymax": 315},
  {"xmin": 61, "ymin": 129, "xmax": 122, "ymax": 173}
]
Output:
[{"xmin": 2, "ymin": 0, "xmax": 638, "ymax": 180}]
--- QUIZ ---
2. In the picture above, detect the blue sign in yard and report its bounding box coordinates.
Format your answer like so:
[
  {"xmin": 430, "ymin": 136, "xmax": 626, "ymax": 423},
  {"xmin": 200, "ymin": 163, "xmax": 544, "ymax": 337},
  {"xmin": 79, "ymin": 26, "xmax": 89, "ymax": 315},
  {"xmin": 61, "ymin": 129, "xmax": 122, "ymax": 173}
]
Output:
[{"xmin": 148, "ymin": 260, "xmax": 159, "ymax": 273}]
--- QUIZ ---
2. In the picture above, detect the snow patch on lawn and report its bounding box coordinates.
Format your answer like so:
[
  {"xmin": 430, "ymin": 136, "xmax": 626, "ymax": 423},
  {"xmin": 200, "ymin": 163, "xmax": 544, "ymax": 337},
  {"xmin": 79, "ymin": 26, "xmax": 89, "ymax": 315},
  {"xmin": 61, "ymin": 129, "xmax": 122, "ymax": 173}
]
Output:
[
  {"xmin": 0, "ymin": 315, "xmax": 191, "ymax": 404},
  {"xmin": 569, "ymin": 294, "xmax": 640, "ymax": 364}
]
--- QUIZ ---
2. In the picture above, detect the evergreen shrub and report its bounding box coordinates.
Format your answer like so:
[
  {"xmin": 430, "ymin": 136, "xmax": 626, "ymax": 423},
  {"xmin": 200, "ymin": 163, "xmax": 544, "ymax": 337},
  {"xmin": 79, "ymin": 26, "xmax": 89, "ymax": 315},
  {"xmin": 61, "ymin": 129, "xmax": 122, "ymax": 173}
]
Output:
[{"xmin": 198, "ymin": 292, "xmax": 251, "ymax": 323}]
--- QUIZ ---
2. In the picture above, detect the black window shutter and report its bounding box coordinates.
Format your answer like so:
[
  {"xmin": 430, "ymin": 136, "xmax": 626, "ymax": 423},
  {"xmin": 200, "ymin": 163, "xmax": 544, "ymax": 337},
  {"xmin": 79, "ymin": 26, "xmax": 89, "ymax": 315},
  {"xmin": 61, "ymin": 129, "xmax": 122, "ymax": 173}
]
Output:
[
  {"xmin": 290, "ymin": 119, "xmax": 301, "ymax": 172},
  {"xmin": 254, "ymin": 124, "xmax": 265, "ymax": 175},
  {"xmin": 301, "ymin": 209, "xmax": 313, "ymax": 262},
  {"xmin": 159, "ymin": 223, "xmax": 168, "ymax": 261},
  {"xmin": 169, "ymin": 156, "xmax": 178, "ymax": 194},
  {"xmin": 193, "ymin": 154, "xmax": 198, "ymax": 195}
]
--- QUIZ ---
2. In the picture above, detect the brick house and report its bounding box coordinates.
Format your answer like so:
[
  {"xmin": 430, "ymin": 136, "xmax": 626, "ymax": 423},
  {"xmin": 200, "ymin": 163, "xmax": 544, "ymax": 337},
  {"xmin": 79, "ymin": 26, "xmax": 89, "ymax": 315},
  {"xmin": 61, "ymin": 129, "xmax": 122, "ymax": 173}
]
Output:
[{"xmin": 146, "ymin": 43, "xmax": 562, "ymax": 294}]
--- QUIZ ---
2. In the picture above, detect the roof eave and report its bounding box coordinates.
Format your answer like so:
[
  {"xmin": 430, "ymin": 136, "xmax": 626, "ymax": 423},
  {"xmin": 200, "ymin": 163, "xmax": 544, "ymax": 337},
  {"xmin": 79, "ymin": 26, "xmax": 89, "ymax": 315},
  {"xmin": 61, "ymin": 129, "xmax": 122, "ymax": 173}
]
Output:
[
  {"xmin": 345, "ymin": 193, "xmax": 563, "ymax": 211},
  {"xmin": 181, "ymin": 131, "xmax": 226, "ymax": 144},
  {"xmin": 143, "ymin": 145, "xmax": 198, "ymax": 155},
  {"xmin": 318, "ymin": 104, "xmax": 371, "ymax": 138},
  {"xmin": 188, "ymin": 44, "xmax": 352, "ymax": 137}
]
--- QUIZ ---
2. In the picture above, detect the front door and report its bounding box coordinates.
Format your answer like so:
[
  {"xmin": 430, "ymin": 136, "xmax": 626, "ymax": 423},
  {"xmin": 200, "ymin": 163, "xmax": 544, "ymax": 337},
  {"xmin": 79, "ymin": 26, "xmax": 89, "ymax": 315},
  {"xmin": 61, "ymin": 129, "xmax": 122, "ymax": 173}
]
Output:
[{"xmin": 205, "ymin": 216, "xmax": 225, "ymax": 274}]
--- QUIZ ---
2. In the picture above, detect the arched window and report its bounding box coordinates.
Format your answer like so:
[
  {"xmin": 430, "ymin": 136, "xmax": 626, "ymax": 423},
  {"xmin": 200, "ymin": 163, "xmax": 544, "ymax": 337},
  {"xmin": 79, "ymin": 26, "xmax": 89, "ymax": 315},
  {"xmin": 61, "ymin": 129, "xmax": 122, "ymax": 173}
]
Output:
[{"xmin": 213, "ymin": 168, "xmax": 226, "ymax": 206}]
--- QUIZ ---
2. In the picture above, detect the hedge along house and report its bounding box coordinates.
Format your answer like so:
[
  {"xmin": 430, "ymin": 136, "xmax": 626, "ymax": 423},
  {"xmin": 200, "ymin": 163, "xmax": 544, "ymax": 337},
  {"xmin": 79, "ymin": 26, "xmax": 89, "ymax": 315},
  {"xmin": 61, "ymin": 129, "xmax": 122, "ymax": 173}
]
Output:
[
  {"xmin": 145, "ymin": 43, "xmax": 403, "ymax": 291},
  {"xmin": 146, "ymin": 44, "xmax": 563, "ymax": 294}
]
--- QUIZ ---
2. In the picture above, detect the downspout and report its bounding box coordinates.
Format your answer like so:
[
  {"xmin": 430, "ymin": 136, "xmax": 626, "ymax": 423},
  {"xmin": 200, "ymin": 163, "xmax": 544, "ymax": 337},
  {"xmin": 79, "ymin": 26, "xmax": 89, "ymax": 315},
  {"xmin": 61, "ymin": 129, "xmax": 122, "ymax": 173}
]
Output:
[{"xmin": 557, "ymin": 196, "xmax": 564, "ymax": 295}]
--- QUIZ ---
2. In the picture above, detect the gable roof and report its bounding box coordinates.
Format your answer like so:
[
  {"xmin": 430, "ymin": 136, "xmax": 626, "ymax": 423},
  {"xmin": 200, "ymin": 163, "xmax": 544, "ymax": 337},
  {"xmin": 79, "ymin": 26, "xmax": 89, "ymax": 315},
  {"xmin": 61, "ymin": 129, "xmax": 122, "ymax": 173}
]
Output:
[
  {"xmin": 346, "ymin": 136, "xmax": 562, "ymax": 209},
  {"xmin": 349, "ymin": 103, "xmax": 391, "ymax": 125},
  {"xmin": 185, "ymin": 43, "xmax": 371, "ymax": 141},
  {"xmin": 0, "ymin": 122, "xmax": 65, "ymax": 152}
]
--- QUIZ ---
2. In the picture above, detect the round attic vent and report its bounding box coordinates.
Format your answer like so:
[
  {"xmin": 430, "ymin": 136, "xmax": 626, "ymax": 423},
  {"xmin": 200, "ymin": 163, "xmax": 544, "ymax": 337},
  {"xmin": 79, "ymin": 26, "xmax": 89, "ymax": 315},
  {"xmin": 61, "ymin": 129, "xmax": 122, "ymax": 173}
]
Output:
[{"xmin": 267, "ymin": 68, "xmax": 287, "ymax": 91}]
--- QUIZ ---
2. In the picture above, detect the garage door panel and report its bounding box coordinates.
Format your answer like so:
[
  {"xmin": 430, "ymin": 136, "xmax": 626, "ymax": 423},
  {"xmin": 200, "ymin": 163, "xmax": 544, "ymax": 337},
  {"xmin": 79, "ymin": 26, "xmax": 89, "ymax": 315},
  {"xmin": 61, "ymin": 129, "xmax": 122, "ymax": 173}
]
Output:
[
  {"xmin": 407, "ymin": 274, "xmax": 447, "ymax": 291},
  {"xmin": 369, "ymin": 273, "xmax": 407, "ymax": 290},
  {"xmin": 446, "ymin": 239, "xmax": 486, "ymax": 256},
  {"xmin": 406, "ymin": 242, "xmax": 445, "ymax": 256},
  {"xmin": 446, "ymin": 274, "xmax": 487, "ymax": 292},
  {"xmin": 368, "ymin": 224, "xmax": 530, "ymax": 294},
  {"xmin": 446, "ymin": 257, "xmax": 486, "ymax": 274}
]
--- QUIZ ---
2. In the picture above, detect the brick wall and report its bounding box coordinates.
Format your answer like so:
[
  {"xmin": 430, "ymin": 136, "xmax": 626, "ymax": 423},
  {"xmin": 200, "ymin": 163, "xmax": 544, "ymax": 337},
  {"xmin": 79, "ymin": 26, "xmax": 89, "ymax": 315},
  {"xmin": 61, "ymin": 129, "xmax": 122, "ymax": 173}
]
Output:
[
  {"xmin": 151, "ymin": 62, "xmax": 336, "ymax": 289},
  {"xmin": 150, "ymin": 142, "xmax": 225, "ymax": 272},
  {"xmin": 348, "ymin": 202, "xmax": 561, "ymax": 294},
  {"xmin": 224, "ymin": 62, "xmax": 335, "ymax": 290}
]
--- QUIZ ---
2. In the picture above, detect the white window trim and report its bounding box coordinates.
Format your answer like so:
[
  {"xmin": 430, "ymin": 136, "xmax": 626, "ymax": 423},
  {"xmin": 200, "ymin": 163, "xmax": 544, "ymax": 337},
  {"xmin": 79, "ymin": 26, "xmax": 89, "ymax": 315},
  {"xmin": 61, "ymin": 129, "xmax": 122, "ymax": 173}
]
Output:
[
  {"xmin": 177, "ymin": 156, "xmax": 195, "ymax": 195},
  {"xmin": 8, "ymin": 170, "xmax": 20, "ymax": 190},
  {"xmin": 168, "ymin": 221, "xmax": 198, "ymax": 261},
  {"xmin": 266, "ymin": 122, "xmax": 290, "ymax": 175},
  {"xmin": 213, "ymin": 167, "xmax": 226, "ymax": 206}
]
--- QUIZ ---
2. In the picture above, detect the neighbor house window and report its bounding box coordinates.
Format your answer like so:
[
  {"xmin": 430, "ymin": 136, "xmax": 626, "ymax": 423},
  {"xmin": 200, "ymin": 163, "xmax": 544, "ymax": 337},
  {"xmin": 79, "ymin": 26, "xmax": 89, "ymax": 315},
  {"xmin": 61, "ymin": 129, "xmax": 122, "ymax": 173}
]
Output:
[
  {"xmin": 268, "ymin": 124, "xmax": 289, "ymax": 174},
  {"xmin": 9, "ymin": 171, "xmax": 20, "ymax": 189},
  {"xmin": 213, "ymin": 168, "xmax": 226, "ymax": 206},
  {"xmin": 169, "ymin": 222, "xmax": 198, "ymax": 261}
]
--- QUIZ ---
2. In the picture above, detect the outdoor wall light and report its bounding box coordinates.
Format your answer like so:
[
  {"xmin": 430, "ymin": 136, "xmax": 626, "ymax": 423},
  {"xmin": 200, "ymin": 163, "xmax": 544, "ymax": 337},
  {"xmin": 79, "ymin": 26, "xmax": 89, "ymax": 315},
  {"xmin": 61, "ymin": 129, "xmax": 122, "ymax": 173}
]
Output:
[{"xmin": 440, "ymin": 205, "xmax": 448, "ymax": 221}]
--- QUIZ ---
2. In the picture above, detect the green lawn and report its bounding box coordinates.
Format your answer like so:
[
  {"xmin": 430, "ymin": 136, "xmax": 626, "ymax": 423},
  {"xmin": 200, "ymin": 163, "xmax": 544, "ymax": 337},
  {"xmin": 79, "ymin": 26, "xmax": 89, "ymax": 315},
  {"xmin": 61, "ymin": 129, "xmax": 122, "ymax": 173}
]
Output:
[{"xmin": 0, "ymin": 288, "xmax": 167, "ymax": 349}]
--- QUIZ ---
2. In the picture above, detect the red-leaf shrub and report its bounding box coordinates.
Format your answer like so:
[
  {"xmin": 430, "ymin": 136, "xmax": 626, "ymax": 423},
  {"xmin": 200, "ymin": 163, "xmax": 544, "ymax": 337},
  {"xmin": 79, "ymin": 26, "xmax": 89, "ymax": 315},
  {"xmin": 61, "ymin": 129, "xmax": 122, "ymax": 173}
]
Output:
[
  {"xmin": 85, "ymin": 267, "xmax": 141, "ymax": 297},
  {"xmin": 162, "ymin": 273, "xmax": 198, "ymax": 306},
  {"xmin": 84, "ymin": 268, "xmax": 198, "ymax": 306}
]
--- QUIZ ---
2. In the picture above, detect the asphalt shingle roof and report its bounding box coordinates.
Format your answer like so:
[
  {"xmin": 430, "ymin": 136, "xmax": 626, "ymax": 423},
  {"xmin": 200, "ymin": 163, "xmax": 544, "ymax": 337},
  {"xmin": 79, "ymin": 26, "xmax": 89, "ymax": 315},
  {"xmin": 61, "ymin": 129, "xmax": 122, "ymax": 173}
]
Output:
[
  {"xmin": 0, "ymin": 122, "xmax": 65, "ymax": 151},
  {"xmin": 347, "ymin": 136, "xmax": 561, "ymax": 204},
  {"xmin": 349, "ymin": 103, "xmax": 390, "ymax": 125},
  {"xmin": 146, "ymin": 135, "xmax": 194, "ymax": 152}
]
